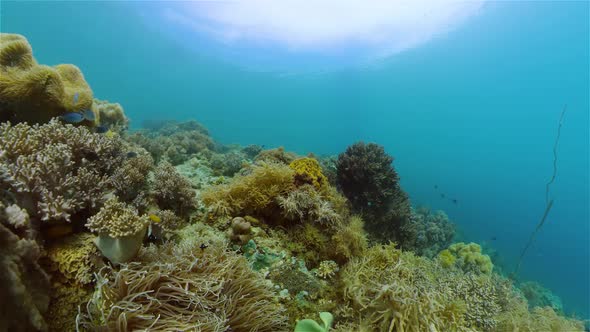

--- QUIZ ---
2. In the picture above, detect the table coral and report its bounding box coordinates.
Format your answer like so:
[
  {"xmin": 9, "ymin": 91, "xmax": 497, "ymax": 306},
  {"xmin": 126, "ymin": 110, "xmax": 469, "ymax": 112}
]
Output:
[{"xmin": 0, "ymin": 33, "xmax": 94, "ymax": 124}]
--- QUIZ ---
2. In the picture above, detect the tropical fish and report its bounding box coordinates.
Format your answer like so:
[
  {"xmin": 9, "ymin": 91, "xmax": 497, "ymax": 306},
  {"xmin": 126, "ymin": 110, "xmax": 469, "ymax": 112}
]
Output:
[
  {"xmin": 148, "ymin": 214, "xmax": 161, "ymax": 223},
  {"xmin": 73, "ymin": 92, "xmax": 79, "ymax": 104},
  {"xmin": 434, "ymin": 184, "xmax": 438, "ymax": 189},
  {"xmin": 83, "ymin": 109, "xmax": 96, "ymax": 121},
  {"xmin": 59, "ymin": 112, "xmax": 85, "ymax": 123},
  {"xmin": 104, "ymin": 130, "xmax": 117, "ymax": 139},
  {"xmin": 452, "ymin": 199, "xmax": 458, "ymax": 204},
  {"xmin": 94, "ymin": 125, "xmax": 109, "ymax": 133},
  {"xmin": 440, "ymin": 193, "xmax": 446, "ymax": 198},
  {"xmin": 200, "ymin": 243, "xmax": 209, "ymax": 250},
  {"xmin": 126, "ymin": 151, "xmax": 138, "ymax": 158}
]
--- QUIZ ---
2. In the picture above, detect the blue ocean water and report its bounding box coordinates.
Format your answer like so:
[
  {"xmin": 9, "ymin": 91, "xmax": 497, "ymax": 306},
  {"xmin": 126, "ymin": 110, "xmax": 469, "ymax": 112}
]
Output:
[{"xmin": 2, "ymin": 0, "xmax": 588, "ymax": 319}]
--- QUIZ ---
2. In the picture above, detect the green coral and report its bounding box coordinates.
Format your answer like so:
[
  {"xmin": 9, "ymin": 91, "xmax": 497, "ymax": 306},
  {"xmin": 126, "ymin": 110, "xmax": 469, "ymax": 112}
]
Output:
[
  {"xmin": 439, "ymin": 242, "xmax": 493, "ymax": 274},
  {"xmin": 242, "ymin": 239, "xmax": 283, "ymax": 271},
  {"xmin": 294, "ymin": 312, "xmax": 333, "ymax": 332}
]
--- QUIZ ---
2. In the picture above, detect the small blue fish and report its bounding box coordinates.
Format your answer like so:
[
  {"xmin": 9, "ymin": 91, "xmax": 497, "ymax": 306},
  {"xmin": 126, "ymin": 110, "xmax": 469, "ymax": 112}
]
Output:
[
  {"xmin": 82, "ymin": 109, "xmax": 95, "ymax": 121},
  {"xmin": 94, "ymin": 125, "xmax": 109, "ymax": 133},
  {"xmin": 126, "ymin": 151, "xmax": 138, "ymax": 158},
  {"xmin": 73, "ymin": 92, "xmax": 79, "ymax": 104},
  {"xmin": 59, "ymin": 112, "xmax": 84, "ymax": 123}
]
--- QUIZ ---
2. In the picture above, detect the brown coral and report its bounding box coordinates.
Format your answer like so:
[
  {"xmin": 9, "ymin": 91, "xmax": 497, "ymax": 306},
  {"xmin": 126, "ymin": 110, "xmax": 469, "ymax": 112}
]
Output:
[
  {"xmin": 93, "ymin": 98, "xmax": 129, "ymax": 131},
  {"xmin": 85, "ymin": 197, "xmax": 148, "ymax": 238},
  {"xmin": 0, "ymin": 33, "xmax": 94, "ymax": 124}
]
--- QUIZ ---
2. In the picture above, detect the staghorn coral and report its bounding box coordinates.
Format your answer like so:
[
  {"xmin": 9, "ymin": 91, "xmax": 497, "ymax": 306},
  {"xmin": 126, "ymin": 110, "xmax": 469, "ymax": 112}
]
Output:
[
  {"xmin": 85, "ymin": 197, "xmax": 149, "ymax": 264},
  {"xmin": 93, "ymin": 98, "xmax": 129, "ymax": 131},
  {"xmin": 290, "ymin": 157, "xmax": 328, "ymax": 190},
  {"xmin": 438, "ymin": 242, "xmax": 494, "ymax": 275},
  {"xmin": 151, "ymin": 160, "xmax": 197, "ymax": 218},
  {"xmin": 0, "ymin": 33, "xmax": 95, "ymax": 124},
  {"xmin": 77, "ymin": 229, "xmax": 288, "ymax": 331},
  {"xmin": 202, "ymin": 161, "xmax": 295, "ymax": 219},
  {"xmin": 0, "ymin": 119, "xmax": 124, "ymax": 223},
  {"xmin": 0, "ymin": 202, "xmax": 51, "ymax": 332}
]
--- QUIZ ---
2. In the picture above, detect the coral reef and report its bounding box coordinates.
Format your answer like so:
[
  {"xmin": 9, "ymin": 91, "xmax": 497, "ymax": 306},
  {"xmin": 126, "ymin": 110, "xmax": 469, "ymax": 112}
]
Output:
[
  {"xmin": 152, "ymin": 160, "xmax": 197, "ymax": 218},
  {"xmin": 85, "ymin": 197, "xmax": 149, "ymax": 264},
  {"xmin": 0, "ymin": 33, "xmax": 94, "ymax": 124},
  {"xmin": 438, "ymin": 242, "xmax": 494, "ymax": 274},
  {"xmin": 255, "ymin": 146, "xmax": 297, "ymax": 164},
  {"xmin": 519, "ymin": 281, "xmax": 564, "ymax": 313},
  {"xmin": 0, "ymin": 202, "xmax": 50, "ymax": 332},
  {"xmin": 227, "ymin": 216, "xmax": 252, "ymax": 244},
  {"xmin": 210, "ymin": 150, "xmax": 246, "ymax": 176},
  {"xmin": 127, "ymin": 120, "xmax": 217, "ymax": 165},
  {"xmin": 77, "ymin": 227, "xmax": 288, "ymax": 331},
  {"xmin": 399, "ymin": 206, "xmax": 455, "ymax": 257},
  {"xmin": 336, "ymin": 141, "xmax": 412, "ymax": 242},
  {"xmin": 290, "ymin": 157, "xmax": 328, "ymax": 189},
  {"xmin": 0, "ymin": 119, "xmax": 124, "ymax": 223},
  {"xmin": 93, "ymin": 98, "xmax": 128, "ymax": 131}
]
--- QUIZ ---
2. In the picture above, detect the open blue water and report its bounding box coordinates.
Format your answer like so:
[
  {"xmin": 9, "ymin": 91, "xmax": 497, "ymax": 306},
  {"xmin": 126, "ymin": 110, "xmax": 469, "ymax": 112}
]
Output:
[{"xmin": 2, "ymin": 1, "xmax": 588, "ymax": 319}]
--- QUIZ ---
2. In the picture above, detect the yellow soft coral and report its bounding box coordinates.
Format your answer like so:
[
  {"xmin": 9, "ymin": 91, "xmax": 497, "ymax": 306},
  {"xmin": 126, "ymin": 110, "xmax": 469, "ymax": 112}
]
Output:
[
  {"xmin": 0, "ymin": 33, "xmax": 94, "ymax": 124},
  {"xmin": 439, "ymin": 242, "xmax": 493, "ymax": 274},
  {"xmin": 289, "ymin": 157, "xmax": 328, "ymax": 190},
  {"xmin": 45, "ymin": 233, "xmax": 99, "ymax": 285}
]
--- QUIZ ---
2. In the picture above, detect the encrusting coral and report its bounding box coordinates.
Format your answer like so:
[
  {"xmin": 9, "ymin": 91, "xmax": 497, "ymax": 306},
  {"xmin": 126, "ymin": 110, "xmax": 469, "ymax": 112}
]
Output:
[
  {"xmin": 77, "ymin": 224, "xmax": 289, "ymax": 331},
  {"xmin": 398, "ymin": 206, "xmax": 455, "ymax": 257},
  {"xmin": 0, "ymin": 33, "xmax": 95, "ymax": 124},
  {"xmin": 290, "ymin": 157, "xmax": 328, "ymax": 190},
  {"xmin": 519, "ymin": 280, "xmax": 564, "ymax": 313}
]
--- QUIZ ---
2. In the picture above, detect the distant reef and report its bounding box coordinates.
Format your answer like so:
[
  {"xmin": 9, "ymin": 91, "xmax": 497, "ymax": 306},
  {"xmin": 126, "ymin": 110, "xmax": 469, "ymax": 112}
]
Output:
[{"xmin": 0, "ymin": 34, "xmax": 585, "ymax": 332}]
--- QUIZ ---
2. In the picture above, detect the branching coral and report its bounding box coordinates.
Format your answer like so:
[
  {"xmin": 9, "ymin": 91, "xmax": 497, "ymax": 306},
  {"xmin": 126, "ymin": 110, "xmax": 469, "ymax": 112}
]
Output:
[
  {"xmin": 210, "ymin": 150, "xmax": 246, "ymax": 176},
  {"xmin": 77, "ymin": 231, "xmax": 288, "ymax": 331},
  {"xmin": 85, "ymin": 197, "xmax": 148, "ymax": 264},
  {"xmin": 128, "ymin": 120, "xmax": 217, "ymax": 165},
  {"xmin": 93, "ymin": 98, "xmax": 128, "ymax": 131},
  {"xmin": 110, "ymin": 152, "xmax": 154, "ymax": 205},
  {"xmin": 330, "ymin": 215, "xmax": 368, "ymax": 264},
  {"xmin": 151, "ymin": 161, "xmax": 197, "ymax": 218},
  {"xmin": 0, "ymin": 33, "xmax": 94, "ymax": 124},
  {"xmin": 0, "ymin": 119, "xmax": 124, "ymax": 223},
  {"xmin": 438, "ymin": 242, "xmax": 493, "ymax": 275}
]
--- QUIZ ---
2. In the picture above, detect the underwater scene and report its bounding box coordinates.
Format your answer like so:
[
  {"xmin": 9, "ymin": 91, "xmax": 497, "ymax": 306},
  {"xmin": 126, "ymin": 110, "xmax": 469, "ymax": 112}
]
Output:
[{"xmin": 0, "ymin": 1, "xmax": 588, "ymax": 331}]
